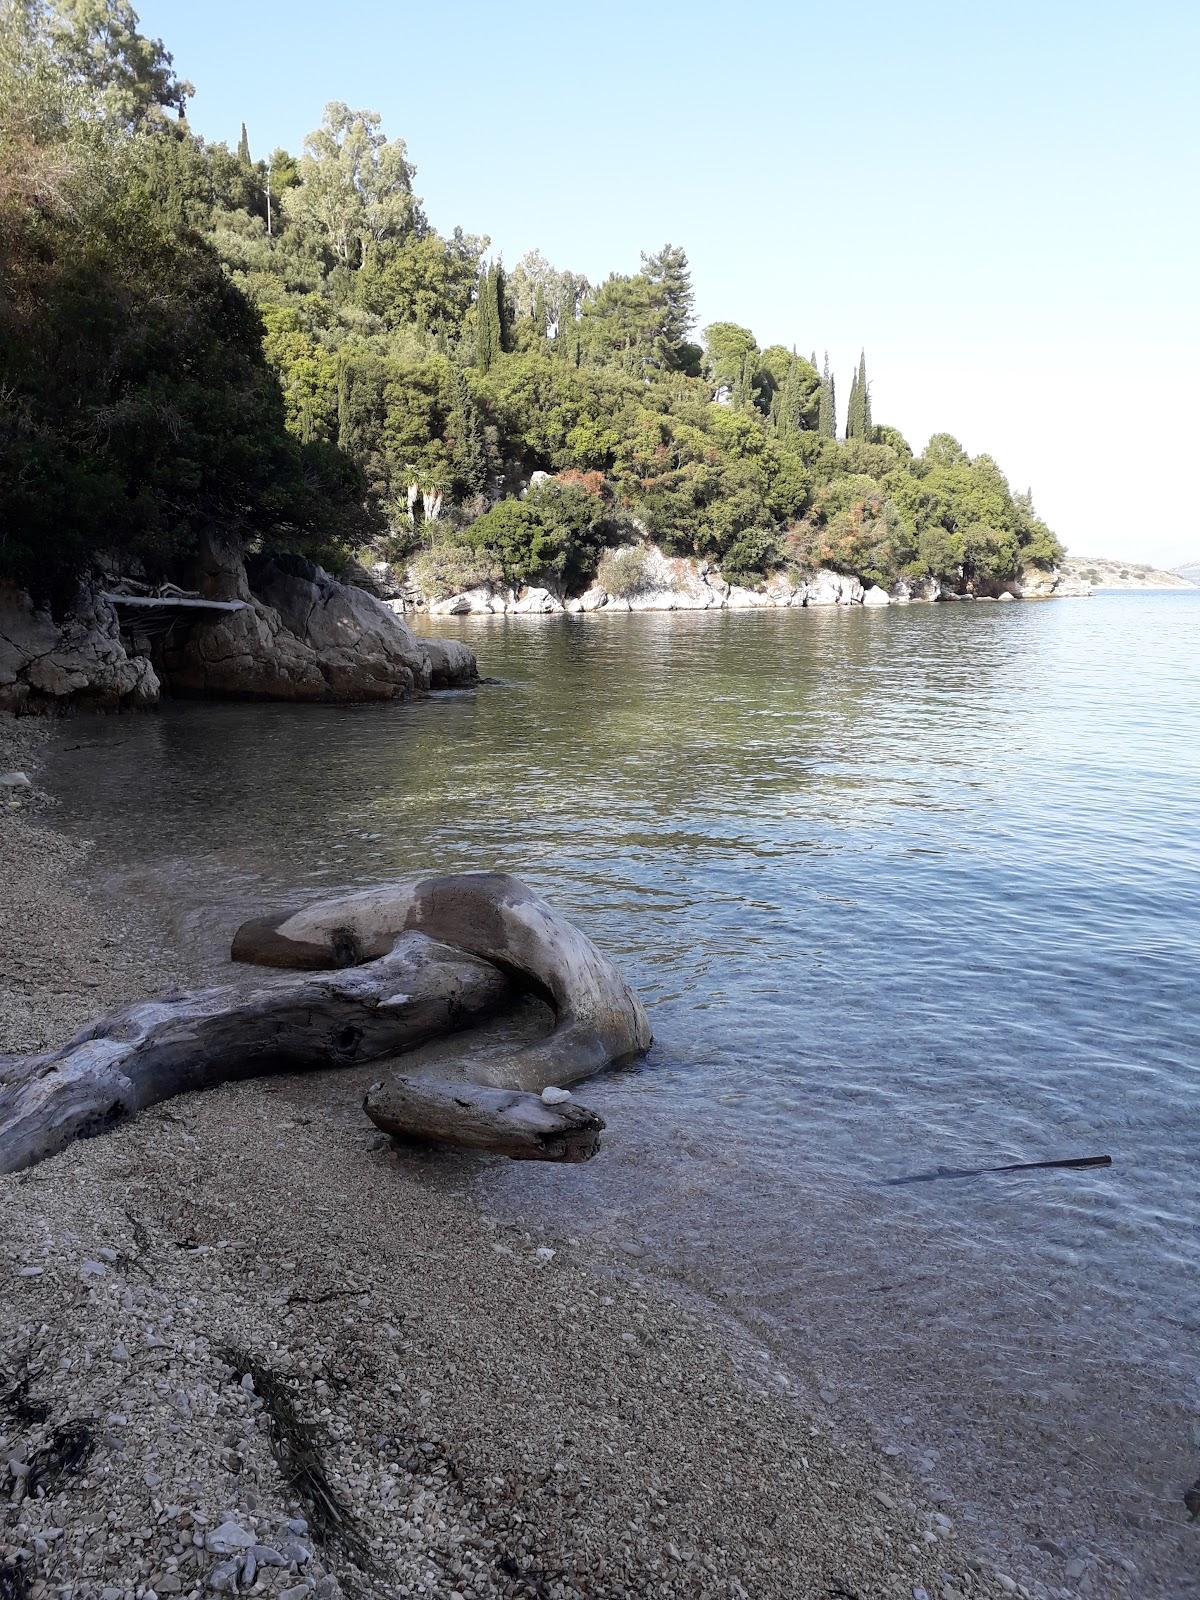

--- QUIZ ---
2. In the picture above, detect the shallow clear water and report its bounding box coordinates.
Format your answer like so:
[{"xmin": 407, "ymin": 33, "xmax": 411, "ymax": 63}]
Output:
[{"xmin": 46, "ymin": 593, "xmax": 1200, "ymax": 1594}]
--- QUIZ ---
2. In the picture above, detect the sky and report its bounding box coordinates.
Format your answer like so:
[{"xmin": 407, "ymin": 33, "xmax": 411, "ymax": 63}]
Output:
[{"xmin": 140, "ymin": 0, "xmax": 1200, "ymax": 568}]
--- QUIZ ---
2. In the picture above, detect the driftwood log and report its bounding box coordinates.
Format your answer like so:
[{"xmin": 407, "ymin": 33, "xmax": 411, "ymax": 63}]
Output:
[
  {"xmin": 364, "ymin": 1078, "xmax": 606, "ymax": 1163},
  {"xmin": 0, "ymin": 873, "xmax": 650, "ymax": 1174},
  {"xmin": 231, "ymin": 872, "xmax": 652, "ymax": 1092}
]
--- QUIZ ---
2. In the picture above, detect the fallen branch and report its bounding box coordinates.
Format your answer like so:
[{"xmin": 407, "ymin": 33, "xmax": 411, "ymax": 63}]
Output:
[{"xmin": 886, "ymin": 1155, "xmax": 1112, "ymax": 1186}]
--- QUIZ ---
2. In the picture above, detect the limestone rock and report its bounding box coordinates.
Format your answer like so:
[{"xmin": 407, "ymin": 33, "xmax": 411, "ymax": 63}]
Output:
[
  {"xmin": 429, "ymin": 587, "xmax": 499, "ymax": 617},
  {"xmin": 421, "ymin": 637, "xmax": 479, "ymax": 688},
  {"xmin": 804, "ymin": 569, "xmax": 865, "ymax": 606},
  {"xmin": 862, "ymin": 585, "xmax": 891, "ymax": 606},
  {"xmin": 159, "ymin": 543, "xmax": 478, "ymax": 701},
  {"xmin": 252, "ymin": 555, "xmax": 433, "ymax": 694},
  {"xmin": 579, "ymin": 586, "xmax": 608, "ymax": 611},
  {"xmin": 0, "ymin": 582, "xmax": 160, "ymax": 715},
  {"xmin": 509, "ymin": 586, "xmax": 563, "ymax": 615}
]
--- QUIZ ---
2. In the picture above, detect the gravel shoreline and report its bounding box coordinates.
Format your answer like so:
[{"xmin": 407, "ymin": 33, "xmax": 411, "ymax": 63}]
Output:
[{"xmin": 2, "ymin": 714, "xmax": 1021, "ymax": 1600}]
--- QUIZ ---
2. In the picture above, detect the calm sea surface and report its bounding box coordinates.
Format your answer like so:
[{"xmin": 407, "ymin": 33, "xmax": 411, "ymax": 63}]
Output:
[{"xmin": 46, "ymin": 591, "xmax": 1200, "ymax": 1594}]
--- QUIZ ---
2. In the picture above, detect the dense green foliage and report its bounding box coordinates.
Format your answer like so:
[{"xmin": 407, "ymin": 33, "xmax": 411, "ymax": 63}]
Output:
[{"xmin": 0, "ymin": 0, "xmax": 1064, "ymax": 603}]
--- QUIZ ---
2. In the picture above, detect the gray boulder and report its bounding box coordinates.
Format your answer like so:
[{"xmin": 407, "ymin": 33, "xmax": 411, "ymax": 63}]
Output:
[{"xmin": 0, "ymin": 583, "xmax": 160, "ymax": 714}]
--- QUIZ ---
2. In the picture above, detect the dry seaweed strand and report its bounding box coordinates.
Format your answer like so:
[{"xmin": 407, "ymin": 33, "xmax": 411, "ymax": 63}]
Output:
[{"xmin": 218, "ymin": 1345, "xmax": 368, "ymax": 1567}]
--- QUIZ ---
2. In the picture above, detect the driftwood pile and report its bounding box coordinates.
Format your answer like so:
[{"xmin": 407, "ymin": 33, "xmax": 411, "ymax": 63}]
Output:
[{"xmin": 0, "ymin": 873, "xmax": 651, "ymax": 1174}]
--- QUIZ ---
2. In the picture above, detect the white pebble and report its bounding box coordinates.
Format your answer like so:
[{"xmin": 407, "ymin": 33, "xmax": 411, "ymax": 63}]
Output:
[{"xmin": 540, "ymin": 1086, "xmax": 572, "ymax": 1104}]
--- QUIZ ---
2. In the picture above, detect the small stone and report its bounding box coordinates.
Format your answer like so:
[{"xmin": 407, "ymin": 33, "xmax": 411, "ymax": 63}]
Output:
[
  {"xmin": 279, "ymin": 1585, "xmax": 313, "ymax": 1600},
  {"xmin": 540, "ymin": 1086, "xmax": 571, "ymax": 1104},
  {"xmin": 205, "ymin": 1520, "xmax": 256, "ymax": 1555},
  {"xmin": 284, "ymin": 1518, "xmax": 308, "ymax": 1536},
  {"xmin": 252, "ymin": 1546, "xmax": 287, "ymax": 1566},
  {"xmin": 17, "ymin": 1266, "xmax": 43, "ymax": 1278},
  {"xmin": 534, "ymin": 1247, "xmax": 555, "ymax": 1263},
  {"xmin": 1065, "ymin": 1559, "xmax": 1087, "ymax": 1581},
  {"xmin": 112, "ymin": 1341, "xmax": 130, "ymax": 1363},
  {"xmin": 97, "ymin": 1246, "xmax": 119, "ymax": 1262},
  {"xmin": 995, "ymin": 1577, "xmax": 1017, "ymax": 1595},
  {"xmin": 240, "ymin": 1550, "xmax": 257, "ymax": 1586},
  {"xmin": 0, "ymin": 772, "xmax": 31, "ymax": 788},
  {"xmin": 80, "ymin": 1259, "xmax": 107, "ymax": 1279}
]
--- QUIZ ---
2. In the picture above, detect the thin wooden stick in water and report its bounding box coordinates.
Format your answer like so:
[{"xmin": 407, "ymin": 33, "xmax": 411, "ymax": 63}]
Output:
[{"xmin": 886, "ymin": 1155, "xmax": 1112, "ymax": 1186}]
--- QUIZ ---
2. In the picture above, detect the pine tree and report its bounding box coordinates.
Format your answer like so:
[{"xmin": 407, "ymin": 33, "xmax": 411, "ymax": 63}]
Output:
[{"xmin": 237, "ymin": 122, "xmax": 251, "ymax": 166}]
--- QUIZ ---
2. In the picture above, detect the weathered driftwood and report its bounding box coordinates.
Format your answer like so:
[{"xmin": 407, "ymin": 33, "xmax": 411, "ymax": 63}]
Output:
[
  {"xmin": 0, "ymin": 934, "xmax": 508, "ymax": 1175},
  {"xmin": 231, "ymin": 871, "xmax": 652, "ymax": 1093},
  {"xmin": 0, "ymin": 874, "xmax": 651, "ymax": 1173},
  {"xmin": 365, "ymin": 1078, "xmax": 605, "ymax": 1162}
]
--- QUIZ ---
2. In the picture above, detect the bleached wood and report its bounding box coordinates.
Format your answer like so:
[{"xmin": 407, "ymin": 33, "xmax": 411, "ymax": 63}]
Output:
[
  {"xmin": 0, "ymin": 935, "xmax": 508, "ymax": 1175},
  {"xmin": 365, "ymin": 1077, "xmax": 605, "ymax": 1162}
]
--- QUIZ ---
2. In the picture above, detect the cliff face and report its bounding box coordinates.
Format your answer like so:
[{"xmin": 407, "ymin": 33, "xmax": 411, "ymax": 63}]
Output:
[
  {"xmin": 0, "ymin": 538, "xmax": 476, "ymax": 715},
  {"xmin": 385, "ymin": 544, "xmax": 1089, "ymax": 618}
]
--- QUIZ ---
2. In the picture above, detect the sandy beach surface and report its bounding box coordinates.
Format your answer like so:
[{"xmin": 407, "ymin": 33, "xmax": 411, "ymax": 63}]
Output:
[{"xmin": 2, "ymin": 715, "xmax": 1032, "ymax": 1600}]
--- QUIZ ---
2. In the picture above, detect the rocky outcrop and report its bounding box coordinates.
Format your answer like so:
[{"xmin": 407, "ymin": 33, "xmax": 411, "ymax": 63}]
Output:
[
  {"xmin": 1002, "ymin": 566, "xmax": 1091, "ymax": 600},
  {"xmin": 155, "ymin": 541, "xmax": 476, "ymax": 702},
  {"xmin": 862, "ymin": 585, "xmax": 891, "ymax": 606},
  {"xmin": 419, "ymin": 549, "xmax": 878, "ymax": 617},
  {"xmin": 0, "ymin": 583, "xmax": 160, "ymax": 715}
]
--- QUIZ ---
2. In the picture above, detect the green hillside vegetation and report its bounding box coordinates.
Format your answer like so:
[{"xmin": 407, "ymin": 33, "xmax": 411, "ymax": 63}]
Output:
[{"xmin": 0, "ymin": 1, "xmax": 1064, "ymax": 605}]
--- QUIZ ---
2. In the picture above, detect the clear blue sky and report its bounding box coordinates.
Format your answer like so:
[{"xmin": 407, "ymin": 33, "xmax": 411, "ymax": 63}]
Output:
[{"xmin": 141, "ymin": 0, "xmax": 1200, "ymax": 567}]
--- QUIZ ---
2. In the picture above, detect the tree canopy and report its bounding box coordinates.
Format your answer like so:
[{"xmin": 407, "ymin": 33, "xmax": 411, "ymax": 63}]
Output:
[{"xmin": 0, "ymin": 2, "xmax": 1065, "ymax": 603}]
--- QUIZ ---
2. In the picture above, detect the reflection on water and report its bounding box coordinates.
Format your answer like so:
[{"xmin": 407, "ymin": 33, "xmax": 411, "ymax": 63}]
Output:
[{"xmin": 46, "ymin": 594, "xmax": 1200, "ymax": 1595}]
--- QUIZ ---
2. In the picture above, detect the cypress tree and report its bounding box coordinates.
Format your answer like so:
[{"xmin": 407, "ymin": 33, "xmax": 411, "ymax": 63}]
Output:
[
  {"xmin": 237, "ymin": 122, "xmax": 251, "ymax": 166},
  {"xmin": 859, "ymin": 349, "xmax": 872, "ymax": 438},
  {"xmin": 556, "ymin": 283, "xmax": 575, "ymax": 357},
  {"xmin": 450, "ymin": 367, "xmax": 486, "ymax": 493},
  {"xmin": 846, "ymin": 367, "xmax": 862, "ymax": 440},
  {"xmin": 476, "ymin": 267, "xmax": 497, "ymax": 372},
  {"xmin": 494, "ymin": 263, "xmax": 511, "ymax": 354},
  {"xmin": 533, "ymin": 281, "xmax": 547, "ymax": 338},
  {"xmin": 741, "ymin": 350, "xmax": 758, "ymax": 411},
  {"xmin": 818, "ymin": 353, "xmax": 835, "ymax": 439}
]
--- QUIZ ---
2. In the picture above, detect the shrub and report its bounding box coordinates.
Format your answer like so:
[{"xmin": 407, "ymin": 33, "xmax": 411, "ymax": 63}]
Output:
[
  {"xmin": 596, "ymin": 545, "xmax": 653, "ymax": 598},
  {"xmin": 409, "ymin": 542, "xmax": 502, "ymax": 600},
  {"xmin": 719, "ymin": 527, "xmax": 783, "ymax": 587}
]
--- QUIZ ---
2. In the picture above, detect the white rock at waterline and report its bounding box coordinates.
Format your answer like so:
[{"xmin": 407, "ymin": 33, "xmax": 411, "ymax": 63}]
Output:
[
  {"xmin": 862, "ymin": 586, "xmax": 891, "ymax": 606},
  {"xmin": 541, "ymin": 1086, "xmax": 572, "ymax": 1104}
]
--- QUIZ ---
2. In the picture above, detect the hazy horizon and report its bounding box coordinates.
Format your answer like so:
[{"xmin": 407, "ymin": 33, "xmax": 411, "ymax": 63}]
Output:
[{"xmin": 141, "ymin": 0, "xmax": 1199, "ymax": 569}]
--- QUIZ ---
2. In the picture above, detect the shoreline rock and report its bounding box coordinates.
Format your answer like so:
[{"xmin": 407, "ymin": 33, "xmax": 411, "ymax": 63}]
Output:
[
  {"xmin": 1, "ymin": 539, "xmax": 477, "ymax": 715},
  {"xmin": 395, "ymin": 544, "xmax": 1090, "ymax": 619}
]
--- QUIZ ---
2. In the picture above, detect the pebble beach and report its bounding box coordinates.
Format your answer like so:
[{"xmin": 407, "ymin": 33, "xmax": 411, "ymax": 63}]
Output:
[{"xmin": 3, "ymin": 715, "xmax": 1033, "ymax": 1600}]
